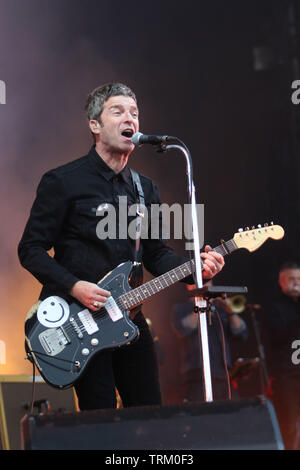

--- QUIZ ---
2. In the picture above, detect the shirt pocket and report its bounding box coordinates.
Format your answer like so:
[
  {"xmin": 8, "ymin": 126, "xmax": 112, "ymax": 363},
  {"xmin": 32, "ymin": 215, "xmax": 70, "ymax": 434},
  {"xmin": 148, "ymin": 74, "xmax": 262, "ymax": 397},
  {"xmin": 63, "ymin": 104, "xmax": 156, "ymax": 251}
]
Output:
[{"xmin": 70, "ymin": 198, "xmax": 115, "ymax": 240}]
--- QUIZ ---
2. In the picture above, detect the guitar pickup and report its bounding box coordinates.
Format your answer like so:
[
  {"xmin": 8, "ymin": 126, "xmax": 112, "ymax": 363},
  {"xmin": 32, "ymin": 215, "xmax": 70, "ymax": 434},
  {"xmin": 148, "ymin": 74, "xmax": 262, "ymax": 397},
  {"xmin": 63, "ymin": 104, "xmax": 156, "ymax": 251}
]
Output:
[
  {"xmin": 105, "ymin": 296, "xmax": 123, "ymax": 322},
  {"xmin": 78, "ymin": 309, "xmax": 99, "ymax": 335}
]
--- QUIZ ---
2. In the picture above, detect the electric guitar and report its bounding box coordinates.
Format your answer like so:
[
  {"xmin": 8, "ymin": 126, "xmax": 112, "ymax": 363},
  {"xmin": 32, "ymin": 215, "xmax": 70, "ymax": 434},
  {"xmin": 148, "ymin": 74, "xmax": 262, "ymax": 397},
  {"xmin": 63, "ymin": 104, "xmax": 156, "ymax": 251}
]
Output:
[{"xmin": 25, "ymin": 224, "xmax": 284, "ymax": 389}]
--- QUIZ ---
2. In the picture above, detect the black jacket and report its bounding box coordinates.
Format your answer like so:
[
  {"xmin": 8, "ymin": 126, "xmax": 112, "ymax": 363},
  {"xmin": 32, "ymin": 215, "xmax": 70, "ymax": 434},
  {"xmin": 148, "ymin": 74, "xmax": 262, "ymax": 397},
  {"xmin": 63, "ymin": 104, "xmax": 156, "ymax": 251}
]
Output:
[{"xmin": 18, "ymin": 146, "xmax": 191, "ymax": 302}]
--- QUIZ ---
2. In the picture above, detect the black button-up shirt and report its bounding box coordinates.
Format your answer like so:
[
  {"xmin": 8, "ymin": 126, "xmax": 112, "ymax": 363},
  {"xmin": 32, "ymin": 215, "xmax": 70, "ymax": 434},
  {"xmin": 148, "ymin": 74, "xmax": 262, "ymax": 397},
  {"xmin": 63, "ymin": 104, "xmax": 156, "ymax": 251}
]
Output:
[{"xmin": 18, "ymin": 146, "xmax": 191, "ymax": 302}]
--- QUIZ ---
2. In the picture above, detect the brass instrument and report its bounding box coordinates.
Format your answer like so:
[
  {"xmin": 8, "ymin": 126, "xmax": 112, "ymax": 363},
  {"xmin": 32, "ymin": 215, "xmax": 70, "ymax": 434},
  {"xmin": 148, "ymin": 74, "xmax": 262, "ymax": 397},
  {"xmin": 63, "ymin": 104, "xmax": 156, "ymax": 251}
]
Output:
[{"xmin": 229, "ymin": 295, "xmax": 247, "ymax": 314}]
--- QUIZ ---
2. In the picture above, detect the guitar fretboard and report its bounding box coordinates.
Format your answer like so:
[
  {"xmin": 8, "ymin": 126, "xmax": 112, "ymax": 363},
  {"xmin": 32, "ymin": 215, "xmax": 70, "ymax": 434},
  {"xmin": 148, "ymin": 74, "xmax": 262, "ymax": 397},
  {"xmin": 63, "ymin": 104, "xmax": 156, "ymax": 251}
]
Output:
[{"xmin": 118, "ymin": 238, "xmax": 238, "ymax": 310}]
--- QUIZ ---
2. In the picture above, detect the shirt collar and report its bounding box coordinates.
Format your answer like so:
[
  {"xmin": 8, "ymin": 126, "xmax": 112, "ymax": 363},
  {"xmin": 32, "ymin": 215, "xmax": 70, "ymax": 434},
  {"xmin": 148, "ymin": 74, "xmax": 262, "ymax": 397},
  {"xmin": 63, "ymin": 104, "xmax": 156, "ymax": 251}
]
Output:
[{"xmin": 88, "ymin": 145, "xmax": 132, "ymax": 184}]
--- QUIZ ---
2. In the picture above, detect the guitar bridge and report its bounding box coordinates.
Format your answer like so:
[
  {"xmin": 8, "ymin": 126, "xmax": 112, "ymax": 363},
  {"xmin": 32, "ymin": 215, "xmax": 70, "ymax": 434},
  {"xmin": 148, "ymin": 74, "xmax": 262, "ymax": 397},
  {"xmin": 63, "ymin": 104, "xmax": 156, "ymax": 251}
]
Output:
[{"xmin": 38, "ymin": 326, "xmax": 70, "ymax": 356}]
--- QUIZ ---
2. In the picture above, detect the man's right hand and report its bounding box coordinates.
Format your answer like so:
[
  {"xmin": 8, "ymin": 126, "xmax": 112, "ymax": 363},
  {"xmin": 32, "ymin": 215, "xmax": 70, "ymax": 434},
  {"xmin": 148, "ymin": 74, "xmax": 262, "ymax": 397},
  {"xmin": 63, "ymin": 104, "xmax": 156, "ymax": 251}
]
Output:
[{"xmin": 69, "ymin": 280, "xmax": 110, "ymax": 311}]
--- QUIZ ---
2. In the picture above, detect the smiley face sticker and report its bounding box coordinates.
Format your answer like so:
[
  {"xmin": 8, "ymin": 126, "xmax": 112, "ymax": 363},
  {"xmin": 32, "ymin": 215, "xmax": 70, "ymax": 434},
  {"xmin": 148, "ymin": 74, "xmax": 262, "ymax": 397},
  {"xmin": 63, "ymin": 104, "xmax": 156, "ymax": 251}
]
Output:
[{"xmin": 37, "ymin": 296, "xmax": 70, "ymax": 328}]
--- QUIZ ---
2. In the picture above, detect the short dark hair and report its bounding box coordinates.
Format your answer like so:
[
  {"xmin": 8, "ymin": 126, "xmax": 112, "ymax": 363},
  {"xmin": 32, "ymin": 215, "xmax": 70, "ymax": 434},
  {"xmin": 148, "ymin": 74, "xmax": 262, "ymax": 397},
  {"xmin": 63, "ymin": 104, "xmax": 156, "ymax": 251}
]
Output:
[
  {"xmin": 279, "ymin": 261, "xmax": 300, "ymax": 273},
  {"xmin": 85, "ymin": 82, "xmax": 137, "ymax": 122}
]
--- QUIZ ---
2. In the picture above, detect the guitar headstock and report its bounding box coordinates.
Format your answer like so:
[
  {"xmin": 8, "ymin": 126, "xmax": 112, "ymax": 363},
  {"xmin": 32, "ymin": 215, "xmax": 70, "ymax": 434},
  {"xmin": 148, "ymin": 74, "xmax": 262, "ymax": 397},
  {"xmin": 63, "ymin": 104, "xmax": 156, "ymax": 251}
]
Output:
[{"xmin": 233, "ymin": 223, "xmax": 285, "ymax": 252}]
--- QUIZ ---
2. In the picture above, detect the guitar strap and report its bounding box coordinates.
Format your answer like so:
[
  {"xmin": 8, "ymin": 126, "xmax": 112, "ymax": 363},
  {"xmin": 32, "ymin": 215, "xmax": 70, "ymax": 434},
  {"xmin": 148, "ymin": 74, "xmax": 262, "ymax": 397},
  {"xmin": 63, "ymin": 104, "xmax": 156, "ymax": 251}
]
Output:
[{"xmin": 129, "ymin": 168, "xmax": 145, "ymax": 262}]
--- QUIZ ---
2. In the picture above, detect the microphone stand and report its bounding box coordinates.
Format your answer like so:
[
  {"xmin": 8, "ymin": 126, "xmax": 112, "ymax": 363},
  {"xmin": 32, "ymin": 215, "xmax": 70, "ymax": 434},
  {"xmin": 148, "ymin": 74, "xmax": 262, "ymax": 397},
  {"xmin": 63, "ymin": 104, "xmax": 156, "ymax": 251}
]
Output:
[{"xmin": 157, "ymin": 140, "xmax": 213, "ymax": 402}]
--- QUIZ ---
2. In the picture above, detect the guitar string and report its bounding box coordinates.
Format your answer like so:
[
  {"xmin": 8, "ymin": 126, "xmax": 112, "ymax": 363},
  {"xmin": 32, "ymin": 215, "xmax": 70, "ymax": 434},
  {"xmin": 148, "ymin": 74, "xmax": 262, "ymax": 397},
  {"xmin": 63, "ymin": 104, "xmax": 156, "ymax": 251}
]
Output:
[
  {"xmin": 29, "ymin": 229, "xmax": 278, "ymax": 362},
  {"xmin": 28, "ymin": 232, "xmax": 272, "ymax": 371},
  {"xmin": 34, "ymin": 241, "xmax": 236, "ymax": 344},
  {"xmin": 35, "ymin": 246, "xmax": 227, "ymax": 343},
  {"xmin": 42, "ymin": 262, "xmax": 195, "ymax": 341},
  {"xmin": 29, "ymin": 261, "xmax": 222, "ymax": 367},
  {"xmin": 38, "ymin": 267, "xmax": 189, "ymax": 343},
  {"xmin": 37, "ymin": 258, "xmax": 195, "ymax": 341}
]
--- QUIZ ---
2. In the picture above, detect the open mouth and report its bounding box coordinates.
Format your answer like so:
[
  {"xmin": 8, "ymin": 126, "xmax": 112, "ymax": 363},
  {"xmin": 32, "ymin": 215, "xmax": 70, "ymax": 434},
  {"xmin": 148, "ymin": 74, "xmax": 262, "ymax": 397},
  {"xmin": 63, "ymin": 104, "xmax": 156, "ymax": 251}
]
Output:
[{"xmin": 121, "ymin": 129, "xmax": 134, "ymax": 139}]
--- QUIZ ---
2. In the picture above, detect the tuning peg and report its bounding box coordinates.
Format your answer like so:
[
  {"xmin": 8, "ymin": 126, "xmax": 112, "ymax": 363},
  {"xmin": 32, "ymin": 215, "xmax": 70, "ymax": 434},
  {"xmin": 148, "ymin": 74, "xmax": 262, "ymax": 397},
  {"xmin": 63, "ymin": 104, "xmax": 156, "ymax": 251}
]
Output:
[
  {"xmin": 264, "ymin": 223, "xmax": 268, "ymax": 227},
  {"xmin": 270, "ymin": 221, "xmax": 274, "ymax": 225},
  {"xmin": 251, "ymin": 226, "xmax": 255, "ymax": 230},
  {"xmin": 257, "ymin": 224, "xmax": 262, "ymax": 228},
  {"xmin": 238, "ymin": 228, "xmax": 243, "ymax": 232},
  {"xmin": 244, "ymin": 227, "xmax": 250, "ymax": 231}
]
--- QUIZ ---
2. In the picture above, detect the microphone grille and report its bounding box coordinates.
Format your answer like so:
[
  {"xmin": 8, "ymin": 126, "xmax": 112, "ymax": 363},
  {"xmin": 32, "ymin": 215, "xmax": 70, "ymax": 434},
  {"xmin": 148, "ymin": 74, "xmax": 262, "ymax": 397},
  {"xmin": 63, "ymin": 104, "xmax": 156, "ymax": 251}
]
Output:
[{"xmin": 131, "ymin": 132, "xmax": 143, "ymax": 145}]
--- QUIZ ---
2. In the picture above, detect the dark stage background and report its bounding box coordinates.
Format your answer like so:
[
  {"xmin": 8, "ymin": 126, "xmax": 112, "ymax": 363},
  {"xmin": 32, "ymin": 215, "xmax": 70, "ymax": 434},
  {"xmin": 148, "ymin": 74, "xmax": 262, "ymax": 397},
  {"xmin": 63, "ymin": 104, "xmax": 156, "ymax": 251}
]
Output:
[{"xmin": 0, "ymin": 0, "xmax": 300, "ymax": 403}]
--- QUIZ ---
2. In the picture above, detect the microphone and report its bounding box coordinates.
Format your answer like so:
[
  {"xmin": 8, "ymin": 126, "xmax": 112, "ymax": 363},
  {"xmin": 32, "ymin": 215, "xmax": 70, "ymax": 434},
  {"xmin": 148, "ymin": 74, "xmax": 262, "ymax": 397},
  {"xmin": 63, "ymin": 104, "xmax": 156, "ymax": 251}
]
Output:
[{"xmin": 131, "ymin": 132, "xmax": 170, "ymax": 146}]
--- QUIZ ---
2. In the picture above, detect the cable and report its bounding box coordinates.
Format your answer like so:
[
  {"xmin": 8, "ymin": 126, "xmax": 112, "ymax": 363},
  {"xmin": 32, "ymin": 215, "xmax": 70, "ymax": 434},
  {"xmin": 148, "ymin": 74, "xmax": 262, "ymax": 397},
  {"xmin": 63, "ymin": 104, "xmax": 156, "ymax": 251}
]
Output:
[
  {"xmin": 214, "ymin": 305, "xmax": 232, "ymax": 400},
  {"xmin": 30, "ymin": 360, "xmax": 36, "ymax": 415}
]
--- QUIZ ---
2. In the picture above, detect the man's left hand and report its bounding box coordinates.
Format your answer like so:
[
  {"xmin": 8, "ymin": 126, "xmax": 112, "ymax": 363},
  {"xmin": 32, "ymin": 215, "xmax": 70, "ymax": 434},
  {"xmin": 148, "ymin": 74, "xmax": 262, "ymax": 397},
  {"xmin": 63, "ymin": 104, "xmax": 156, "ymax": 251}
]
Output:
[{"xmin": 201, "ymin": 245, "xmax": 225, "ymax": 279}]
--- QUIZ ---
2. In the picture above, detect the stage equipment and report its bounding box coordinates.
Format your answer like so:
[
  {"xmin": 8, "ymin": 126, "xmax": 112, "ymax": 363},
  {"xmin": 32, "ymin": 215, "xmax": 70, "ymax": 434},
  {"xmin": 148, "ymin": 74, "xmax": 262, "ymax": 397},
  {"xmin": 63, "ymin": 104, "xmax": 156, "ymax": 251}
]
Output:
[
  {"xmin": 0, "ymin": 375, "xmax": 76, "ymax": 450},
  {"xmin": 20, "ymin": 396, "xmax": 284, "ymax": 450}
]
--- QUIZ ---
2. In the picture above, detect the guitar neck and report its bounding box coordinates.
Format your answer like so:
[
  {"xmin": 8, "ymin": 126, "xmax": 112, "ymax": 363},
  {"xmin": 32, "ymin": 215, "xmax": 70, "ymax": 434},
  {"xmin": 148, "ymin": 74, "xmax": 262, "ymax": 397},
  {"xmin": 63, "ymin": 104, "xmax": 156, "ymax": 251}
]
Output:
[{"xmin": 119, "ymin": 238, "xmax": 238, "ymax": 310}]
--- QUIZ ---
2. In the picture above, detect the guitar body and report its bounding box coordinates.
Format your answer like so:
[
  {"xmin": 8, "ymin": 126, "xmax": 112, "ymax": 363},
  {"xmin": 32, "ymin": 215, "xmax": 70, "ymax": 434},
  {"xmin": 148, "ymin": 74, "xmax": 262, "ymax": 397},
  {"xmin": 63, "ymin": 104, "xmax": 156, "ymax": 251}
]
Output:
[{"xmin": 25, "ymin": 262, "xmax": 139, "ymax": 389}]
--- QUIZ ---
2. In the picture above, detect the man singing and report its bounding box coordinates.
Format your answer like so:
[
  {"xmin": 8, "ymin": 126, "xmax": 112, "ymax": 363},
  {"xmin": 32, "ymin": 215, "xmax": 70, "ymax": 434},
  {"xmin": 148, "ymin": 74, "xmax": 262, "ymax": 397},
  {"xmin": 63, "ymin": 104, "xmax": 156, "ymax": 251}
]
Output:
[{"xmin": 18, "ymin": 83, "xmax": 225, "ymax": 410}]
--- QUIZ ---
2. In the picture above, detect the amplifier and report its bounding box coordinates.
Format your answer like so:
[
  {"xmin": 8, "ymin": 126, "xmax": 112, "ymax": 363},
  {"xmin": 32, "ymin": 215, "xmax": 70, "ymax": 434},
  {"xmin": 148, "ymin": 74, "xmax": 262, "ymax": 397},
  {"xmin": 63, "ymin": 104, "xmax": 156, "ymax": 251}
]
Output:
[{"xmin": 0, "ymin": 375, "xmax": 77, "ymax": 450}]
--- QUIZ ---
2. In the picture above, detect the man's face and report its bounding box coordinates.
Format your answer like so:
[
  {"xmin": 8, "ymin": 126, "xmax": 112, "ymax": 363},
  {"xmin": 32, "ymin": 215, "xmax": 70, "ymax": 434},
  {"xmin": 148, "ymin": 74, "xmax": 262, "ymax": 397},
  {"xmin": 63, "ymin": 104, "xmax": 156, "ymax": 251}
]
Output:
[
  {"xmin": 279, "ymin": 269, "xmax": 300, "ymax": 299},
  {"xmin": 92, "ymin": 95, "xmax": 139, "ymax": 155}
]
